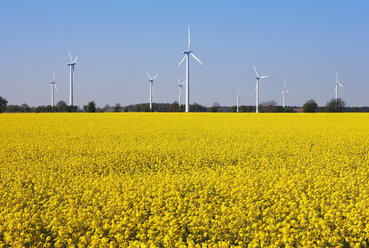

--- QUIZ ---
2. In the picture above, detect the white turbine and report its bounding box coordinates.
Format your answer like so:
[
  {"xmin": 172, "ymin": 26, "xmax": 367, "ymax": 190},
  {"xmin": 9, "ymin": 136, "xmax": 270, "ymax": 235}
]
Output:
[
  {"xmin": 236, "ymin": 86, "xmax": 241, "ymax": 113},
  {"xmin": 333, "ymin": 71, "xmax": 344, "ymax": 102},
  {"xmin": 50, "ymin": 70, "xmax": 57, "ymax": 107},
  {"xmin": 281, "ymin": 80, "xmax": 289, "ymax": 108},
  {"xmin": 67, "ymin": 51, "xmax": 78, "ymax": 106},
  {"xmin": 146, "ymin": 72, "xmax": 158, "ymax": 111},
  {"xmin": 177, "ymin": 78, "xmax": 185, "ymax": 110},
  {"xmin": 178, "ymin": 26, "xmax": 203, "ymax": 112},
  {"xmin": 253, "ymin": 65, "xmax": 268, "ymax": 113}
]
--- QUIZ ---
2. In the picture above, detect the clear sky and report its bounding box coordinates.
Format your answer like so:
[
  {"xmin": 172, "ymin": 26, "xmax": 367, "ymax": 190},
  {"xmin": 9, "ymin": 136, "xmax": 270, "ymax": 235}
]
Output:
[{"xmin": 1, "ymin": 0, "xmax": 369, "ymax": 107}]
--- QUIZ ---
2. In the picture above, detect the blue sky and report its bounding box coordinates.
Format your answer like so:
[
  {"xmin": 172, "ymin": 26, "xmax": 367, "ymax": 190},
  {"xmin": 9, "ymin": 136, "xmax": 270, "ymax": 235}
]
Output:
[{"xmin": 1, "ymin": 0, "xmax": 369, "ymax": 107}]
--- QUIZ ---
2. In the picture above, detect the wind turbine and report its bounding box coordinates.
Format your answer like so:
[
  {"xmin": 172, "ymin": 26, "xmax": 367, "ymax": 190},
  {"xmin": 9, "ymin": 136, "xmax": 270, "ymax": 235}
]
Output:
[
  {"xmin": 177, "ymin": 78, "xmax": 185, "ymax": 110},
  {"xmin": 146, "ymin": 72, "xmax": 158, "ymax": 111},
  {"xmin": 253, "ymin": 65, "xmax": 268, "ymax": 113},
  {"xmin": 334, "ymin": 71, "xmax": 344, "ymax": 103},
  {"xmin": 67, "ymin": 51, "xmax": 78, "ymax": 106},
  {"xmin": 236, "ymin": 85, "xmax": 241, "ymax": 113},
  {"xmin": 50, "ymin": 70, "xmax": 57, "ymax": 107},
  {"xmin": 178, "ymin": 26, "xmax": 203, "ymax": 112},
  {"xmin": 281, "ymin": 80, "xmax": 289, "ymax": 108}
]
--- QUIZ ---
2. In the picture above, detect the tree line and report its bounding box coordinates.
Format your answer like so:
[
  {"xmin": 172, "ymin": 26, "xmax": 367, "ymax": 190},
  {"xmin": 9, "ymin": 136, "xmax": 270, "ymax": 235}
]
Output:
[{"xmin": 0, "ymin": 96, "xmax": 368, "ymax": 113}]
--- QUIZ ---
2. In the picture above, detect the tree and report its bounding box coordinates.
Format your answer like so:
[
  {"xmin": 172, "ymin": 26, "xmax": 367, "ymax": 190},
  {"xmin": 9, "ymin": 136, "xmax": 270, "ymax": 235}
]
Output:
[
  {"xmin": 170, "ymin": 102, "xmax": 179, "ymax": 112},
  {"xmin": 0, "ymin": 96, "xmax": 8, "ymax": 113},
  {"xmin": 259, "ymin": 101, "xmax": 277, "ymax": 113},
  {"xmin": 56, "ymin": 101, "xmax": 68, "ymax": 112},
  {"xmin": 84, "ymin": 101, "xmax": 96, "ymax": 112},
  {"xmin": 6, "ymin": 105, "xmax": 22, "ymax": 113},
  {"xmin": 179, "ymin": 104, "xmax": 184, "ymax": 112},
  {"xmin": 135, "ymin": 105, "xmax": 142, "ymax": 112},
  {"xmin": 45, "ymin": 105, "xmax": 53, "ymax": 112},
  {"xmin": 21, "ymin": 103, "xmax": 31, "ymax": 112},
  {"xmin": 210, "ymin": 102, "xmax": 220, "ymax": 112},
  {"xmin": 239, "ymin": 105, "xmax": 247, "ymax": 112},
  {"xmin": 103, "ymin": 104, "xmax": 111, "ymax": 112},
  {"xmin": 190, "ymin": 103, "xmax": 206, "ymax": 112},
  {"xmin": 113, "ymin": 103, "xmax": 121, "ymax": 112},
  {"xmin": 325, "ymin": 98, "xmax": 345, "ymax": 112},
  {"xmin": 230, "ymin": 106, "xmax": 237, "ymax": 112},
  {"xmin": 303, "ymin": 99, "xmax": 318, "ymax": 113},
  {"xmin": 66, "ymin": 105, "xmax": 79, "ymax": 112},
  {"xmin": 144, "ymin": 104, "xmax": 151, "ymax": 112}
]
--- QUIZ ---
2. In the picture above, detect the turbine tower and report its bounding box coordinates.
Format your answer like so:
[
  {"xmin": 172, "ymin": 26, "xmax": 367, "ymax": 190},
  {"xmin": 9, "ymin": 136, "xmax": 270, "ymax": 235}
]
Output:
[
  {"xmin": 253, "ymin": 65, "xmax": 268, "ymax": 113},
  {"xmin": 146, "ymin": 72, "xmax": 158, "ymax": 111},
  {"xmin": 67, "ymin": 51, "xmax": 78, "ymax": 106},
  {"xmin": 50, "ymin": 70, "xmax": 57, "ymax": 107},
  {"xmin": 178, "ymin": 26, "xmax": 203, "ymax": 112},
  {"xmin": 177, "ymin": 78, "xmax": 185, "ymax": 110},
  {"xmin": 334, "ymin": 71, "xmax": 344, "ymax": 102},
  {"xmin": 281, "ymin": 80, "xmax": 289, "ymax": 108},
  {"xmin": 236, "ymin": 86, "xmax": 241, "ymax": 113}
]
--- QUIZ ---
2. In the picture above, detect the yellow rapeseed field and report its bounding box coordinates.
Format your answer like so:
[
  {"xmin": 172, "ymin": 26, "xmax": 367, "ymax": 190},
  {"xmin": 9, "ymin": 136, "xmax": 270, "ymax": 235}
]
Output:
[{"xmin": 1, "ymin": 113, "xmax": 369, "ymax": 247}]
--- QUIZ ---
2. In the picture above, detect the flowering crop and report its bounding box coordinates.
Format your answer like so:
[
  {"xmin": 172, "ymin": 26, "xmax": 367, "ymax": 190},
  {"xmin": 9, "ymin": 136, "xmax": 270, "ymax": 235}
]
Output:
[{"xmin": 1, "ymin": 113, "xmax": 369, "ymax": 247}]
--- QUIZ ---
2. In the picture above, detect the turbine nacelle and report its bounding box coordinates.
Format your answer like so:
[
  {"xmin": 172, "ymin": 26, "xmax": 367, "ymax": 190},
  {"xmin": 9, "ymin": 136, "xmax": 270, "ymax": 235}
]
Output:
[
  {"xmin": 256, "ymin": 76, "xmax": 269, "ymax": 80},
  {"xmin": 67, "ymin": 51, "xmax": 78, "ymax": 66},
  {"xmin": 177, "ymin": 78, "xmax": 185, "ymax": 87},
  {"xmin": 146, "ymin": 72, "xmax": 158, "ymax": 81},
  {"xmin": 282, "ymin": 80, "xmax": 289, "ymax": 94},
  {"xmin": 253, "ymin": 65, "xmax": 268, "ymax": 80},
  {"xmin": 50, "ymin": 82, "xmax": 57, "ymax": 90}
]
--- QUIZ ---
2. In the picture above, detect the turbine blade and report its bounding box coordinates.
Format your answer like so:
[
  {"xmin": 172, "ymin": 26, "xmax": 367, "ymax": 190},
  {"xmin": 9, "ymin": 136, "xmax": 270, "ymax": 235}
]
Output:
[
  {"xmin": 253, "ymin": 65, "xmax": 259, "ymax": 77},
  {"xmin": 153, "ymin": 74, "xmax": 158, "ymax": 80},
  {"xmin": 284, "ymin": 80, "xmax": 286, "ymax": 89},
  {"xmin": 188, "ymin": 25, "xmax": 191, "ymax": 51},
  {"xmin": 339, "ymin": 83, "xmax": 344, "ymax": 87},
  {"xmin": 53, "ymin": 69, "xmax": 55, "ymax": 81},
  {"xmin": 260, "ymin": 75, "xmax": 269, "ymax": 79},
  {"xmin": 54, "ymin": 83, "xmax": 57, "ymax": 91},
  {"xmin": 336, "ymin": 71, "xmax": 339, "ymax": 82},
  {"xmin": 286, "ymin": 89, "xmax": 289, "ymax": 94},
  {"xmin": 146, "ymin": 72, "xmax": 152, "ymax": 80},
  {"xmin": 190, "ymin": 53, "xmax": 203, "ymax": 65},
  {"xmin": 74, "ymin": 56, "xmax": 78, "ymax": 63},
  {"xmin": 177, "ymin": 77, "xmax": 181, "ymax": 84},
  {"xmin": 68, "ymin": 50, "xmax": 73, "ymax": 62},
  {"xmin": 178, "ymin": 55, "xmax": 186, "ymax": 67}
]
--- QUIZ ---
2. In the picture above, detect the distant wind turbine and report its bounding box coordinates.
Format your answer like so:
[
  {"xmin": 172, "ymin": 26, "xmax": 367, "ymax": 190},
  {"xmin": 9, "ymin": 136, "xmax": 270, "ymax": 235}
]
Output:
[
  {"xmin": 236, "ymin": 86, "xmax": 241, "ymax": 113},
  {"xmin": 50, "ymin": 70, "xmax": 57, "ymax": 107},
  {"xmin": 253, "ymin": 65, "xmax": 268, "ymax": 113},
  {"xmin": 146, "ymin": 72, "xmax": 158, "ymax": 111},
  {"xmin": 177, "ymin": 78, "xmax": 185, "ymax": 109},
  {"xmin": 178, "ymin": 26, "xmax": 203, "ymax": 112},
  {"xmin": 281, "ymin": 80, "xmax": 289, "ymax": 108},
  {"xmin": 67, "ymin": 51, "xmax": 78, "ymax": 106},
  {"xmin": 334, "ymin": 71, "xmax": 344, "ymax": 102}
]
